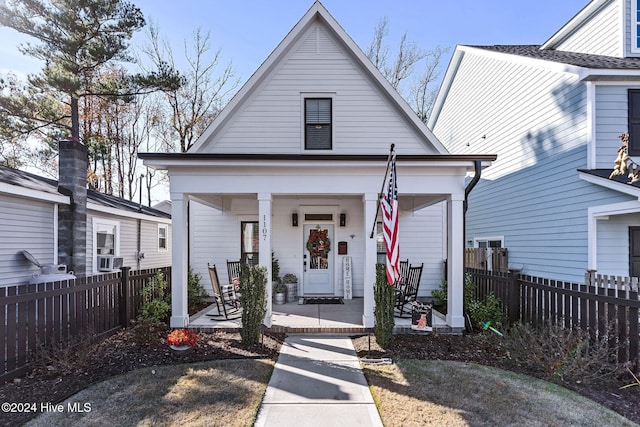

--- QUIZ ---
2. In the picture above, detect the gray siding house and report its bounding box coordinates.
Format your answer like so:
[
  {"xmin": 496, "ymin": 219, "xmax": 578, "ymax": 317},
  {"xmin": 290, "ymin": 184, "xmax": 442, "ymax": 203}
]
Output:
[
  {"xmin": 0, "ymin": 142, "xmax": 172, "ymax": 286},
  {"xmin": 429, "ymin": 0, "xmax": 640, "ymax": 282}
]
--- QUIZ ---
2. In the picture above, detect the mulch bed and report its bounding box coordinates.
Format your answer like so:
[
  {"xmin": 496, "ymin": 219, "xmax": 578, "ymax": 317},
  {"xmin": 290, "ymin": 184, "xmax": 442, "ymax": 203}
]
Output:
[{"xmin": 1, "ymin": 327, "xmax": 638, "ymax": 426}]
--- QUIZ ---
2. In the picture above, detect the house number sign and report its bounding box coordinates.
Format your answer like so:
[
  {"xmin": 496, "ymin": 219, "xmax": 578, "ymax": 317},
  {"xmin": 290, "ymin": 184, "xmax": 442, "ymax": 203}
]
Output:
[{"xmin": 262, "ymin": 215, "xmax": 268, "ymax": 240}]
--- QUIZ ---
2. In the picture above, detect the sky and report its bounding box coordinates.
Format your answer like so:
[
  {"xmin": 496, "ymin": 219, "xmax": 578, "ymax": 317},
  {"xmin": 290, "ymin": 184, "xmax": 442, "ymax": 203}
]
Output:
[
  {"xmin": 0, "ymin": 0, "xmax": 590, "ymax": 203},
  {"xmin": 1, "ymin": 0, "xmax": 590, "ymax": 84}
]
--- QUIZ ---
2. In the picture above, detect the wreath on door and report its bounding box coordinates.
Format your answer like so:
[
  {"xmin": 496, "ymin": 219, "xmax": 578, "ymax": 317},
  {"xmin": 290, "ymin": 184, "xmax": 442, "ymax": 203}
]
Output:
[{"xmin": 306, "ymin": 229, "xmax": 331, "ymax": 258}]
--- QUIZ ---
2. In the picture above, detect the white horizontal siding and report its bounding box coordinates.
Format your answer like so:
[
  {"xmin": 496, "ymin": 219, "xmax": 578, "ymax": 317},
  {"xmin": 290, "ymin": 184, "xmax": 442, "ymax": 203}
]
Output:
[
  {"xmin": 594, "ymin": 84, "xmax": 640, "ymax": 168},
  {"xmin": 431, "ymin": 47, "xmax": 640, "ymax": 282},
  {"xmin": 597, "ymin": 212, "xmax": 640, "ymax": 276},
  {"xmin": 190, "ymin": 201, "xmax": 243, "ymax": 296},
  {"xmin": 433, "ymin": 50, "xmax": 587, "ymax": 182},
  {"xmin": 87, "ymin": 212, "xmax": 172, "ymax": 274},
  {"xmin": 207, "ymin": 19, "xmax": 434, "ymax": 155},
  {"xmin": 556, "ymin": 0, "xmax": 622, "ymax": 57},
  {"xmin": 0, "ymin": 194, "xmax": 56, "ymax": 285},
  {"xmin": 139, "ymin": 221, "xmax": 172, "ymax": 269},
  {"xmin": 189, "ymin": 197, "xmax": 446, "ymax": 298}
]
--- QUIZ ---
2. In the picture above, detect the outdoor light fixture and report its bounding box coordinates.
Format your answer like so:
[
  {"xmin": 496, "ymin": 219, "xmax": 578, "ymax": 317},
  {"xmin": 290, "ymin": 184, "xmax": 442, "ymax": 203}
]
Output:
[
  {"xmin": 292, "ymin": 213, "xmax": 298, "ymax": 227},
  {"xmin": 340, "ymin": 213, "xmax": 346, "ymax": 227}
]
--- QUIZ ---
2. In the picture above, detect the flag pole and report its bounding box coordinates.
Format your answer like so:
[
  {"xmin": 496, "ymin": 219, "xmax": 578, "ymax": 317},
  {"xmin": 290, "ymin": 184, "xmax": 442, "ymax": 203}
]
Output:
[{"xmin": 369, "ymin": 144, "xmax": 395, "ymax": 239}]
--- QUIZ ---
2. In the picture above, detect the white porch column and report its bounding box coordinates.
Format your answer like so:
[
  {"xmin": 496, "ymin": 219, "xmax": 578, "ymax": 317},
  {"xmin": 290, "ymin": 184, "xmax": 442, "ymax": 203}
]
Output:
[
  {"xmin": 170, "ymin": 193, "xmax": 189, "ymax": 327},
  {"xmin": 258, "ymin": 193, "xmax": 273, "ymax": 327},
  {"xmin": 447, "ymin": 194, "xmax": 465, "ymax": 329},
  {"xmin": 363, "ymin": 193, "xmax": 378, "ymax": 328}
]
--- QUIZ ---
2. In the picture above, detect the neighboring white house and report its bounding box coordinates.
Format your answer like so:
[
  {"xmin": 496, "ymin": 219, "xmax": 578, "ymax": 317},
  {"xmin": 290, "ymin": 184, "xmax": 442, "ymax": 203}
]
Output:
[
  {"xmin": 0, "ymin": 164, "xmax": 172, "ymax": 286},
  {"xmin": 429, "ymin": 0, "xmax": 640, "ymax": 282},
  {"xmin": 141, "ymin": 1, "xmax": 494, "ymax": 330}
]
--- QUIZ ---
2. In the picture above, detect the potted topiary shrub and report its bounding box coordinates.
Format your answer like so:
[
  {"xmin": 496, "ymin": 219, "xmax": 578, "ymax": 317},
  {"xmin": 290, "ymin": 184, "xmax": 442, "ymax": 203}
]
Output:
[
  {"xmin": 282, "ymin": 273, "xmax": 298, "ymax": 302},
  {"xmin": 273, "ymin": 282, "xmax": 287, "ymax": 305}
]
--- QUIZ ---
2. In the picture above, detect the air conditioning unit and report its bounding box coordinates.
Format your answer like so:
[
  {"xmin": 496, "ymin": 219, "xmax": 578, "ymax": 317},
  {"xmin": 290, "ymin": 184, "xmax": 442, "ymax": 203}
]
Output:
[{"xmin": 97, "ymin": 255, "xmax": 124, "ymax": 272}]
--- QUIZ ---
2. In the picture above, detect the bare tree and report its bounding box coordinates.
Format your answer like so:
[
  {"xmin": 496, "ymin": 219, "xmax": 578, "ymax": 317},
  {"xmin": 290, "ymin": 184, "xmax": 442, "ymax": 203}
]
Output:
[
  {"xmin": 367, "ymin": 17, "xmax": 449, "ymax": 123},
  {"xmin": 142, "ymin": 25, "xmax": 240, "ymax": 153},
  {"xmin": 411, "ymin": 46, "xmax": 449, "ymax": 123}
]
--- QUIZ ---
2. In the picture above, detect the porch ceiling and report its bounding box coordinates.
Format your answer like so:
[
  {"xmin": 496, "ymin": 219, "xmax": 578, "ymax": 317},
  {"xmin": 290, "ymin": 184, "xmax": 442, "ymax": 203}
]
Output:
[{"xmin": 191, "ymin": 193, "xmax": 446, "ymax": 212}]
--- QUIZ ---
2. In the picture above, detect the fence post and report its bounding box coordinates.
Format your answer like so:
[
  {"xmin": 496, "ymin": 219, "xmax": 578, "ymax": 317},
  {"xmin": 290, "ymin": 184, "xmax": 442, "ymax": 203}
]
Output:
[
  {"xmin": 119, "ymin": 267, "xmax": 132, "ymax": 327},
  {"xmin": 508, "ymin": 268, "xmax": 521, "ymax": 324}
]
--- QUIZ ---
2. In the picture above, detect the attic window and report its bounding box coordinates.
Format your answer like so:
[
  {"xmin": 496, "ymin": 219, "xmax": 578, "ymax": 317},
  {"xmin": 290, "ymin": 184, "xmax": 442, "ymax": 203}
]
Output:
[{"xmin": 305, "ymin": 98, "xmax": 332, "ymax": 150}]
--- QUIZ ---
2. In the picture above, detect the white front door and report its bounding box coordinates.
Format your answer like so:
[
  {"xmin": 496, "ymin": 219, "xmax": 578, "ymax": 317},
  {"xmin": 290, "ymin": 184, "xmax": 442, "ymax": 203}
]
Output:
[{"xmin": 303, "ymin": 224, "xmax": 334, "ymax": 295}]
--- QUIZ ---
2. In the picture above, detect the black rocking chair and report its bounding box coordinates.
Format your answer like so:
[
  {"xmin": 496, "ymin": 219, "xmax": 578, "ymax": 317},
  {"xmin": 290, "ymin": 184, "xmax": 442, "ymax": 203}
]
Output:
[
  {"xmin": 206, "ymin": 264, "xmax": 240, "ymax": 320},
  {"xmin": 395, "ymin": 263, "xmax": 423, "ymax": 317}
]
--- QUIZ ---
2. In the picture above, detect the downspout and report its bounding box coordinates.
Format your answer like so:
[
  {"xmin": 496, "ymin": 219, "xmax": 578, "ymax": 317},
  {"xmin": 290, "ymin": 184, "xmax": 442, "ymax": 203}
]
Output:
[
  {"xmin": 460, "ymin": 160, "xmax": 481, "ymax": 324},
  {"xmin": 464, "ymin": 160, "xmax": 482, "ymax": 215}
]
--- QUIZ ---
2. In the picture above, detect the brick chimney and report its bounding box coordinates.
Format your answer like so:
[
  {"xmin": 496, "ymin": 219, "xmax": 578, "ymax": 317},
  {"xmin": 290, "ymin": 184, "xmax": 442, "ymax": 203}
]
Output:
[{"xmin": 57, "ymin": 140, "xmax": 87, "ymax": 277}]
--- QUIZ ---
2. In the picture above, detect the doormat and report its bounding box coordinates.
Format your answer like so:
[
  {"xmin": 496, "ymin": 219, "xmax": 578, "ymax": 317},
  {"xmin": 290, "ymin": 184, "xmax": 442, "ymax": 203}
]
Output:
[{"xmin": 302, "ymin": 297, "xmax": 344, "ymax": 305}]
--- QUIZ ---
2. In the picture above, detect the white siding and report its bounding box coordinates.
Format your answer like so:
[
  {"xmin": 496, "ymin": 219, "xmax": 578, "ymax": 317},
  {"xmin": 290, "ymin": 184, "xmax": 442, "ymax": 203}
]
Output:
[
  {"xmin": 189, "ymin": 198, "xmax": 445, "ymax": 298},
  {"xmin": 433, "ymin": 50, "xmax": 587, "ymax": 181},
  {"xmin": 87, "ymin": 212, "xmax": 172, "ymax": 274},
  {"xmin": 0, "ymin": 194, "xmax": 56, "ymax": 285},
  {"xmin": 432, "ymin": 49, "xmax": 640, "ymax": 282},
  {"xmin": 140, "ymin": 221, "xmax": 172, "ymax": 269},
  {"xmin": 594, "ymin": 84, "xmax": 640, "ymax": 168},
  {"xmin": 556, "ymin": 0, "xmax": 622, "ymax": 57},
  {"xmin": 597, "ymin": 212, "xmax": 640, "ymax": 276},
  {"xmin": 201, "ymin": 20, "xmax": 434, "ymax": 155}
]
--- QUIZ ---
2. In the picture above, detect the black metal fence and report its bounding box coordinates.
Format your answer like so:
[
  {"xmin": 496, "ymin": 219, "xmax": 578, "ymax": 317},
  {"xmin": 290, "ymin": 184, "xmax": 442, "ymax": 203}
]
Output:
[
  {"xmin": 0, "ymin": 266, "xmax": 171, "ymax": 385},
  {"xmin": 467, "ymin": 268, "xmax": 639, "ymax": 366}
]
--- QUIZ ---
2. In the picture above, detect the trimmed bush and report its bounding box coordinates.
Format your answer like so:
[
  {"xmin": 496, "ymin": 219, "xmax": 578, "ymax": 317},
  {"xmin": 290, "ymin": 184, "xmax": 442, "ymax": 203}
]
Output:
[
  {"xmin": 239, "ymin": 264, "xmax": 268, "ymax": 345},
  {"xmin": 374, "ymin": 263, "xmax": 395, "ymax": 349}
]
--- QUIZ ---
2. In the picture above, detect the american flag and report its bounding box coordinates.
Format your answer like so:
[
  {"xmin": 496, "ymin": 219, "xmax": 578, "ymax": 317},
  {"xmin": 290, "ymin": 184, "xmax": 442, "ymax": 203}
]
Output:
[{"xmin": 381, "ymin": 152, "xmax": 400, "ymax": 285}]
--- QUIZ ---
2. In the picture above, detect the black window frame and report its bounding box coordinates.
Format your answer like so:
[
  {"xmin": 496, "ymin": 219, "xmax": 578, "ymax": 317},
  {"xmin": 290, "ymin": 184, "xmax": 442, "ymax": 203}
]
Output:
[
  {"xmin": 628, "ymin": 89, "xmax": 640, "ymax": 155},
  {"xmin": 304, "ymin": 98, "xmax": 332, "ymax": 150},
  {"xmin": 240, "ymin": 221, "xmax": 259, "ymax": 266}
]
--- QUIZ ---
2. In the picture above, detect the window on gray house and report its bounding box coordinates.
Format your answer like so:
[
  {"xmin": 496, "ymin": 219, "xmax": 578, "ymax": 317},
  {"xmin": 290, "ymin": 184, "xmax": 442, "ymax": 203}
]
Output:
[
  {"xmin": 305, "ymin": 98, "xmax": 332, "ymax": 150},
  {"xmin": 628, "ymin": 89, "xmax": 640, "ymax": 156}
]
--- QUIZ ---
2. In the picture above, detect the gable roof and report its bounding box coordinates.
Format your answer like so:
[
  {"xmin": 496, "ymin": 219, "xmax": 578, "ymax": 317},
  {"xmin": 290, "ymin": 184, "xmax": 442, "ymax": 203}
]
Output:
[
  {"xmin": 189, "ymin": 1, "xmax": 448, "ymax": 155},
  {"xmin": 0, "ymin": 165, "xmax": 170, "ymax": 219},
  {"xmin": 541, "ymin": 0, "xmax": 611, "ymax": 50},
  {"xmin": 429, "ymin": 42, "xmax": 640, "ymax": 129},
  {"xmin": 470, "ymin": 44, "xmax": 640, "ymax": 70},
  {"xmin": 578, "ymin": 168, "xmax": 640, "ymax": 198}
]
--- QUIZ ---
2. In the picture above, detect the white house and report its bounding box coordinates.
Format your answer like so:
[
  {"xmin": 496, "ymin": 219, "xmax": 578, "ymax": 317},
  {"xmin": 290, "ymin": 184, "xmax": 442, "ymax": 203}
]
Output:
[
  {"xmin": 0, "ymin": 151, "xmax": 172, "ymax": 286},
  {"xmin": 429, "ymin": 0, "xmax": 640, "ymax": 282},
  {"xmin": 141, "ymin": 1, "xmax": 494, "ymax": 330}
]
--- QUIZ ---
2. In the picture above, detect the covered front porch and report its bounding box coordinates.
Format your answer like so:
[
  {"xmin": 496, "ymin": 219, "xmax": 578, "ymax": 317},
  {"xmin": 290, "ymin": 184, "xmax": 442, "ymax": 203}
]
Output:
[
  {"xmin": 188, "ymin": 297, "xmax": 453, "ymax": 334},
  {"xmin": 140, "ymin": 153, "xmax": 495, "ymax": 333}
]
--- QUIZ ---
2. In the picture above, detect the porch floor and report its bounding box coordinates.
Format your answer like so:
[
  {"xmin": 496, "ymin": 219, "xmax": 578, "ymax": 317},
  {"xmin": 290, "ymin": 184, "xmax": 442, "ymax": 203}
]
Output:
[{"xmin": 189, "ymin": 297, "xmax": 457, "ymax": 334}]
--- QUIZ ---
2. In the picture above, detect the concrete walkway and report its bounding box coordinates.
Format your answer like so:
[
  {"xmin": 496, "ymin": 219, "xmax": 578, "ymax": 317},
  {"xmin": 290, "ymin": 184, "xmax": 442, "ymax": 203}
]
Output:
[{"xmin": 254, "ymin": 335, "xmax": 383, "ymax": 427}]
